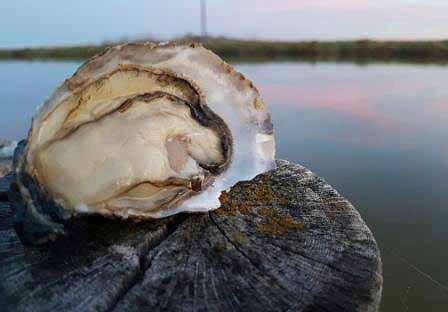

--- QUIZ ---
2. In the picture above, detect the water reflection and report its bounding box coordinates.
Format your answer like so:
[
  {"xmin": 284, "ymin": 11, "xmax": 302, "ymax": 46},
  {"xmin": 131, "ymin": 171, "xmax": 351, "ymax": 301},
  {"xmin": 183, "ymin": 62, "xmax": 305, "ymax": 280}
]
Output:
[
  {"xmin": 237, "ymin": 62, "xmax": 448, "ymax": 311},
  {"xmin": 0, "ymin": 61, "xmax": 80, "ymax": 140},
  {"xmin": 1, "ymin": 60, "xmax": 448, "ymax": 311}
]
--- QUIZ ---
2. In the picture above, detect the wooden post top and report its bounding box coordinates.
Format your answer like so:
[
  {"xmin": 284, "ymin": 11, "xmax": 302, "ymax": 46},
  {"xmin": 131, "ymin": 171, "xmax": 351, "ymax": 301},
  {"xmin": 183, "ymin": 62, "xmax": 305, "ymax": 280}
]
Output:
[{"xmin": 0, "ymin": 160, "xmax": 382, "ymax": 311}]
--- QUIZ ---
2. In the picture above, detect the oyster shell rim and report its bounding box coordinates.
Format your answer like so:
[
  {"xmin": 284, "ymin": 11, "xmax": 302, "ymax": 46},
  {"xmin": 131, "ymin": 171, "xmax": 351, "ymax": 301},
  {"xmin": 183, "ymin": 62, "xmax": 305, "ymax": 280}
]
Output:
[{"xmin": 13, "ymin": 41, "xmax": 276, "ymax": 225}]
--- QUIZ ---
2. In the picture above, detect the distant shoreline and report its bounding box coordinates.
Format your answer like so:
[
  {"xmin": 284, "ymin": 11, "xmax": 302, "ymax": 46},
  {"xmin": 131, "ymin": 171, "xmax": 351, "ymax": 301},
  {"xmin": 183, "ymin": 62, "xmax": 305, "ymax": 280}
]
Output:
[{"xmin": 1, "ymin": 37, "xmax": 448, "ymax": 64}]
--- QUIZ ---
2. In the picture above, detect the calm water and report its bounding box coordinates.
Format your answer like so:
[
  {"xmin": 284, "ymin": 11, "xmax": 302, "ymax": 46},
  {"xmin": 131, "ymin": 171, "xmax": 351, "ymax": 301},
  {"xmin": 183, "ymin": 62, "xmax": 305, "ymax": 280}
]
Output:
[{"xmin": 1, "ymin": 60, "xmax": 448, "ymax": 311}]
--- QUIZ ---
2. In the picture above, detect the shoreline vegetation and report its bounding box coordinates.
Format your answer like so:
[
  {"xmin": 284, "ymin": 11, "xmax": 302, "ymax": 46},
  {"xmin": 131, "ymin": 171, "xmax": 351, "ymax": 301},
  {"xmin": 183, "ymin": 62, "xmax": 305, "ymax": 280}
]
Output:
[{"xmin": 1, "ymin": 37, "xmax": 448, "ymax": 64}]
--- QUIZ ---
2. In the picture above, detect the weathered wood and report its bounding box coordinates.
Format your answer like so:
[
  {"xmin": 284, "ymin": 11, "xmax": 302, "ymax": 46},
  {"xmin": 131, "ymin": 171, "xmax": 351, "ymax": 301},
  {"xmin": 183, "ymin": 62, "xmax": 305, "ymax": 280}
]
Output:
[
  {"xmin": 0, "ymin": 161, "xmax": 11, "ymax": 180},
  {"xmin": 0, "ymin": 160, "xmax": 382, "ymax": 311}
]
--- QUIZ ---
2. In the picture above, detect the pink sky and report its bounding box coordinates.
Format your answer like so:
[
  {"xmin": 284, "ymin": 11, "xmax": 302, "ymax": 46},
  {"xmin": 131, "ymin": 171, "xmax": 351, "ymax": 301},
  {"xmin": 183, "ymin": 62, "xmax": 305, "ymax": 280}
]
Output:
[
  {"xmin": 248, "ymin": 0, "xmax": 448, "ymax": 12},
  {"xmin": 250, "ymin": 0, "xmax": 370, "ymax": 13},
  {"xmin": 238, "ymin": 0, "xmax": 448, "ymax": 40}
]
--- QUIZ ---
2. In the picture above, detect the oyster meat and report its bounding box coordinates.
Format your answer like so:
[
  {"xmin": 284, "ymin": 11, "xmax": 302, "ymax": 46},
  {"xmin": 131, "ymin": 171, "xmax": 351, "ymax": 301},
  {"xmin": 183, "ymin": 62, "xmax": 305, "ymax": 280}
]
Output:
[{"xmin": 11, "ymin": 42, "xmax": 275, "ymax": 243}]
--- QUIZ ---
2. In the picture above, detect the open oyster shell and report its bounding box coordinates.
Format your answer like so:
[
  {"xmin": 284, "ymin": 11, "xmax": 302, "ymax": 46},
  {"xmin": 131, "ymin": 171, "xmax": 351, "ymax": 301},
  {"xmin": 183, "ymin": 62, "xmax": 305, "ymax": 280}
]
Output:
[{"xmin": 11, "ymin": 42, "xmax": 275, "ymax": 244}]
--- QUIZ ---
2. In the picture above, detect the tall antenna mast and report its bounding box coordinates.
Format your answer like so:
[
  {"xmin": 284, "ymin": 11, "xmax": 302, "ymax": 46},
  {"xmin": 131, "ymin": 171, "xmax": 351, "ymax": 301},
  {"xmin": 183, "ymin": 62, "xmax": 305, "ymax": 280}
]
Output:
[{"xmin": 200, "ymin": 0, "xmax": 208, "ymax": 39}]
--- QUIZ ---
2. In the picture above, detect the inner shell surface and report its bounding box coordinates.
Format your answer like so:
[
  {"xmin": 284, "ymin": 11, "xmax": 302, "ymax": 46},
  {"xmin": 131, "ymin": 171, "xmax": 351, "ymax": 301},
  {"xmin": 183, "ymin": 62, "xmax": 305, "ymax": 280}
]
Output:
[{"xmin": 31, "ymin": 69, "xmax": 229, "ymax": 216}]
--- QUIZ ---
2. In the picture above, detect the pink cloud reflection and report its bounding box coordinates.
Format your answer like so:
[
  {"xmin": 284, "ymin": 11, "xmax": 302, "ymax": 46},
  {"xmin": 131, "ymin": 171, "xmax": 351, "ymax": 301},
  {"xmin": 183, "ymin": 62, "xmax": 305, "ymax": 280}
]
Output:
[
  {"xmin": 260, "ymin": 82, "xmax": 400, "ymax": 146},
  {"xmin": 261, "ymin": 83, "xmax": 375, "ymax": 118}
]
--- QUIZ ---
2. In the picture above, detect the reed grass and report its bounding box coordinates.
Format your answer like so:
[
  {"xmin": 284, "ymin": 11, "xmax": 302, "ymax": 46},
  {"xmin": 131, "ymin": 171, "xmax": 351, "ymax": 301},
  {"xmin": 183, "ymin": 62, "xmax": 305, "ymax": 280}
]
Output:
[{"xmin": 1, "ymin": 37, "xmax": 448, "ymax": 64}]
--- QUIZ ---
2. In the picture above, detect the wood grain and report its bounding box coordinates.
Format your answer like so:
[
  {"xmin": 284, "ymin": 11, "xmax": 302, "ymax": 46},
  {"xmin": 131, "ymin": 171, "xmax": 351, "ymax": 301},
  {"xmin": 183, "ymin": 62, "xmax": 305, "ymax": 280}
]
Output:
[{"xmin": 0, "ymin": 160, "xmax": 382, "ymax": 311}]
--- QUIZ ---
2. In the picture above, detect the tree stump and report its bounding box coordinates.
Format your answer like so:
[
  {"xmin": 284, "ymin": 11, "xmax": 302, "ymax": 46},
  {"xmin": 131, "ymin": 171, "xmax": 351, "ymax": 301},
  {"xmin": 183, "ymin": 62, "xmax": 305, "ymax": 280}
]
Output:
[{"xmin": 0, "ymin": 160, "xmax": 382, "ymax": 312}]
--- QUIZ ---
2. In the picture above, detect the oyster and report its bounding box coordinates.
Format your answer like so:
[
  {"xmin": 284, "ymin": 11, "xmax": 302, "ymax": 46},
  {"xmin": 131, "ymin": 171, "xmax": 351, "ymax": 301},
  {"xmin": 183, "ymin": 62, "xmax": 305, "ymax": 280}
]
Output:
[{"xmin": 11, "ymin": 42, "xmax": 275, "ymax": 244}]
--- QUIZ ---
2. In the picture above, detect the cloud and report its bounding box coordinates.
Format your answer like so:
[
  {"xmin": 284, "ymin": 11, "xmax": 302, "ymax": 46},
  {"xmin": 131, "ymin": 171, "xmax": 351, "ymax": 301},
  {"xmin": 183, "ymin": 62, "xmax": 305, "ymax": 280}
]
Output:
[
  {"xmin": 246, "ymin": 0, "xmax": 448, "ymax": 14},
  {"xmin": 245, "ymin": 0, "xmax": 370, "ymax": 13},
  {"xmin": 399, "ymin": 0, "xmax": 448, "ymax": 6},
  {"xmin": 235, "ymin": 0, "xmax": 448, "ymax": 40}
]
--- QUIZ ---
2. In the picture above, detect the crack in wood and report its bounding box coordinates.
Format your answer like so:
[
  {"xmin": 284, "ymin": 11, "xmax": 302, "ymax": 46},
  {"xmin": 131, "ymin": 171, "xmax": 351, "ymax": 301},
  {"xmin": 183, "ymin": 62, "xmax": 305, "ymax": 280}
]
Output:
[
  {"xmin": 0, "ymin": 191, "xmax": 8, "ymax": 202},
  {"xmin": 105, "ymin": 214, "xmax": 189, "ymax": 311}
]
